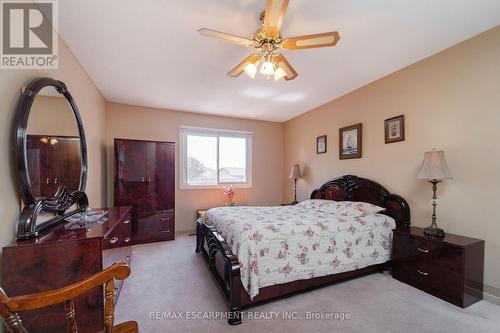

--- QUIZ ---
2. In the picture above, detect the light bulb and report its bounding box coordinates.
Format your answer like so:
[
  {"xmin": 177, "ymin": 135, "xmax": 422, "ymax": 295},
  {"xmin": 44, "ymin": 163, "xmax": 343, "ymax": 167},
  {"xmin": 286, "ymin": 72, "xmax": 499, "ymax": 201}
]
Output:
[
  {"xmin": 260, "ymin": 61, "xmax": 275, "ymax": 75},
  {"xmin": 274, "ymin": 67, "xmax": 287, "ymax": 81},
  {"xmin": 243, "ymin": 63, "xmax": 257, "ymax": 79},
  {"xmin": 40, "ymin": 137, "xmax": 48, "ymax": 144},
  {"xmin": 50, "ymin": 138, "xmax": 58, "ymax": 145}
]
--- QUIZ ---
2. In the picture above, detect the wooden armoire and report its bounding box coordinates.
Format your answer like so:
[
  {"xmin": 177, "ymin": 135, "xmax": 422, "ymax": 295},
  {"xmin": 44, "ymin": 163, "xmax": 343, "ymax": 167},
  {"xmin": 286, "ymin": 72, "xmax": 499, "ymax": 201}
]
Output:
[
  {"xmin": 26, "ymin": 134, "xmax": 81, "ymax": 200},
  {"xmin": 114, "ymin": 138, "xmax": 175, "ymax": 244}
]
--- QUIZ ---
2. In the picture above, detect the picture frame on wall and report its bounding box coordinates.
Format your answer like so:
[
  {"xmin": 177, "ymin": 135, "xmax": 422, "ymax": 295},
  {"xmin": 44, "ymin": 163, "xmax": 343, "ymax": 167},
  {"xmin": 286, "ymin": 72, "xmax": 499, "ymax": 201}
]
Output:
[
  {"xmin": 339, "ymin": 123, "xmax": 362, "ymax": 159},
  {"xmin": 316, "ymin": 135, "xmax": 327, "ymax": 154},
  {"xmin": 384, "ymin": 115, "xmax": 405, "ymax": 144}
]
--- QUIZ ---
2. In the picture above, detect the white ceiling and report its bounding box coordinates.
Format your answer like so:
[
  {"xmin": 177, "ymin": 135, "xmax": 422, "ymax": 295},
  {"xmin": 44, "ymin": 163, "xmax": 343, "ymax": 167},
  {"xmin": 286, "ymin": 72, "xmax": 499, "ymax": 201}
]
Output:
[{"xmin": 56, "ymin": 0, "xmax": 500, "ymax": 122}]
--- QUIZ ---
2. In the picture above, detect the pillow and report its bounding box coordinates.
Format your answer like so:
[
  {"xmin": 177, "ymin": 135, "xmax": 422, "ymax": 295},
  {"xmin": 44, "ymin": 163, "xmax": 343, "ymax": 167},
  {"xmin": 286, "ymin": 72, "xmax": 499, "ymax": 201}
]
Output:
[
  {"xmin": 295, "ymin": 199, "xmax": 334, "ymax": 210},
  {"xmin": 317, "ymin": 201, "xmax": 385, "ymax": 218}
]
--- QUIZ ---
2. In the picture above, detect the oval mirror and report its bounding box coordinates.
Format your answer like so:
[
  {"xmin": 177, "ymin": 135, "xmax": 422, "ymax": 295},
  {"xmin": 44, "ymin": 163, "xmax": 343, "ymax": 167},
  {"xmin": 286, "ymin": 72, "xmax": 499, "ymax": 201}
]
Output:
[
  {"xmin": 26, "ymin": 86, "xmax": 83, "ymax": 201},
  {"xmin": 14, "ymin": 78, "xmax": 88, "ymax": 240}
]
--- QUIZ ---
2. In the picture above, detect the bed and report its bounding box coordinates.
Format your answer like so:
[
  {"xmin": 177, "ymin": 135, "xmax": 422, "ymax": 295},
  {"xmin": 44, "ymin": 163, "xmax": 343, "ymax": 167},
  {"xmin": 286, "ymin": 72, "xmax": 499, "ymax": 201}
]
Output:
[{"xmin": 196, "ymin": 175, "xmax": 410, "ymax": 325}]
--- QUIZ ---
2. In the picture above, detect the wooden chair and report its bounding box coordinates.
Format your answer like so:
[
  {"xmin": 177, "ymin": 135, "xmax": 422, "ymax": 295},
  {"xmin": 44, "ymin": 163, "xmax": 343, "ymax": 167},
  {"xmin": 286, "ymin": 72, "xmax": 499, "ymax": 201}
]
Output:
[{"xmin": 0, "ymin": 263, "xmax": 138, "ymax": 333}]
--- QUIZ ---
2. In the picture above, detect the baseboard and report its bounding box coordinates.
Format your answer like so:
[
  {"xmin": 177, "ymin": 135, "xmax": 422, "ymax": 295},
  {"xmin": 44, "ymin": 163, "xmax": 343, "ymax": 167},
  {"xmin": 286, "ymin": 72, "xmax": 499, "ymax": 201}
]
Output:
[
  {"xmin": 176, "ymin": 229, "xmax": 196, "ymax": 236},
  {"xmin": 483, "ymin": 285, "xmax": 500, "ymax": 306}
]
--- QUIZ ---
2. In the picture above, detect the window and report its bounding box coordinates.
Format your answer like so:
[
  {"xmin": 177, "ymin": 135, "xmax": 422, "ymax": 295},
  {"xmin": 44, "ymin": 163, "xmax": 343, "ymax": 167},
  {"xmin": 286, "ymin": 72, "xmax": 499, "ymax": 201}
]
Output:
[{"xmin": 180, "ymin": 126, "xmax": 252, "ymax": 188}]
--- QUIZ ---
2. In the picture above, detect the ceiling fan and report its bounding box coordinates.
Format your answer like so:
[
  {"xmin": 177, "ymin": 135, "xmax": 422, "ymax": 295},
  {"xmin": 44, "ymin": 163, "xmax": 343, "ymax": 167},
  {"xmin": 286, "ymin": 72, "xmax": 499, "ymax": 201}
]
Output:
[{"xmin": 199, "ymin": 0, "xmax": 340, "ymax": 81}]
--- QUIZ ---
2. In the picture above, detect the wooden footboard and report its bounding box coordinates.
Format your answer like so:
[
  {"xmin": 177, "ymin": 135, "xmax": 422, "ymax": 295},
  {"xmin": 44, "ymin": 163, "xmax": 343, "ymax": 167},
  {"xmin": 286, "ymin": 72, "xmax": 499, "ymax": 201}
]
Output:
[{"xmin": 196, "ymin": 220, "xmax": 242, "ymax": 325}]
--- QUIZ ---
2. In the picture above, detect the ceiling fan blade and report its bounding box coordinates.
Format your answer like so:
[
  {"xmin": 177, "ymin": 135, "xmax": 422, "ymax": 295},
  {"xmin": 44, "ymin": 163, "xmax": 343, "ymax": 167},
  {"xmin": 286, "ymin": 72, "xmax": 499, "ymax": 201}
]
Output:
[
  {"xmin": 227, "ymin": 54, "xmax": 261, "ymax": 77},
  {"xmin": 282, "ymin": 32, "xmax": 340, "ymax": 50},
  {"xmin": 273, "ymin": 53, "xmax": 297, "ymax": 81},
  {"xmin": 198, "ymin": 28, "xmax": 254, "ymax": 47},
  {"xmin": 263, "ymin": 0, "xmax": 289, "ymax": 38}
]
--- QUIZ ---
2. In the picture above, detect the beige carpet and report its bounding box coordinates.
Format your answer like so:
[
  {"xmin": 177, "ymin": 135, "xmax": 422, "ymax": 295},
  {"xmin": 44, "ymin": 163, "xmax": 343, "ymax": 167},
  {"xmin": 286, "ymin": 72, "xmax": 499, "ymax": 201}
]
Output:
[{"xmin": 116, "ymin": 234, "xmax": 500, "ymax": 333}]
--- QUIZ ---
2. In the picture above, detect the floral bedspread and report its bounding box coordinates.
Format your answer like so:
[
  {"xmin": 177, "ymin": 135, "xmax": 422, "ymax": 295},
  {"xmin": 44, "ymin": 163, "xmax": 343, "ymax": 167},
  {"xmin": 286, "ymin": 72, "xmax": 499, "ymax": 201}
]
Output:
[{"xmin": 203, "ymin": 205, "xmax": 395, "ymax": 299}]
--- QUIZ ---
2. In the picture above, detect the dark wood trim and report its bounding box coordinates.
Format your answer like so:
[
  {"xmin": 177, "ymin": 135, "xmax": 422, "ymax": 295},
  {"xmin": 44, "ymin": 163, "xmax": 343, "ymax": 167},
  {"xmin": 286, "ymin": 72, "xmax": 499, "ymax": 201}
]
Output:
[
  {"xmin": 13, "ymin": 78, "xmax": 89, "ymax": 240},
  {"xmin": 384, "ymin": 115, "xmax": 405, "ymax": 144},
  {"xmin": 316, "ymin": 135, "xmax": 327, "ymax": 154},
  {"xmin": 196, "ymin": 175, "xmax": 410, "ymax": 324},
  {"xmin": 339, "ymin": 123, "xmax": 362, "ymax": 159}
]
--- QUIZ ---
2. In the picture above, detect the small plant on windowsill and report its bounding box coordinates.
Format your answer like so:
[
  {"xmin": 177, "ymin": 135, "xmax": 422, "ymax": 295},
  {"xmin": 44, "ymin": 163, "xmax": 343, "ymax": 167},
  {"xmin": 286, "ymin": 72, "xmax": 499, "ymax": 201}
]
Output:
[{"xmin": 223, "ymin": 185, "xmax": 236, "ymax": 207}]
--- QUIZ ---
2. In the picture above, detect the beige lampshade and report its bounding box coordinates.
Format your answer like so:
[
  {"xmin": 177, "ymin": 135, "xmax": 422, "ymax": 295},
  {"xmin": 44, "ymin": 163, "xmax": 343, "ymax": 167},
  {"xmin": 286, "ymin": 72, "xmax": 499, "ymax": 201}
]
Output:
[
  {"xmin": 417, "ymin": 150, "xmax": 453, "ymax": 181},
  {"xmin": 288, "ymin": 164, "xmax": 302, "ymax": 179}
]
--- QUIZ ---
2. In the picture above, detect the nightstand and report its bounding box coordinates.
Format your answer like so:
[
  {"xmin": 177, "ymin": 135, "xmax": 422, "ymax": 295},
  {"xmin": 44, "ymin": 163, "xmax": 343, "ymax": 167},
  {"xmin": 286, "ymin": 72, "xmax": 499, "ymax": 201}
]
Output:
[
  {"xmin": 197, "ymin": 209, "xmax": 207, "ymax": 219},
  {"xmin": 281, "ymin": 203, "xmax": 297, "ymax": 206},
  {"xmin": 392, "ymin": 227, "xmax": 484, "ymax": 308}
]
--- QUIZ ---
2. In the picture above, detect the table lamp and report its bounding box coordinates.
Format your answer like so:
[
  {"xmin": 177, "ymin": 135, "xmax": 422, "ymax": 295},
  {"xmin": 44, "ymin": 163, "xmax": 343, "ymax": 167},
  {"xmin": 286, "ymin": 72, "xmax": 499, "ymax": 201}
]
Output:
[
  {"xmin": 288, "ymin": 164, "xmax": 303, "ymax": 205},
  {"xmin": 417, "ymin": 149, "xmax": 453, "ymax": 237}
]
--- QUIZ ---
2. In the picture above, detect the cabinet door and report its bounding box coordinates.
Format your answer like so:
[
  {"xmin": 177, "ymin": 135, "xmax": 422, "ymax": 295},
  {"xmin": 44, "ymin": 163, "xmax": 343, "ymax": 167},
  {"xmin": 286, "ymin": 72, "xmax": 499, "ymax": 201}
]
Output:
[
  {"xmin": 147, "ymin": 142, "xmax": 175, "ymax": 212},
  {"xmin": 26, "ymin": 135, "xmax": 52, "ymax": 199},
  {"xmin": 115, "ymin": 139, "xmax": 147, "ymax": 183},
  {"xmin": 50, "ymin": 137, "xmax": 81, "ymax": 194}
]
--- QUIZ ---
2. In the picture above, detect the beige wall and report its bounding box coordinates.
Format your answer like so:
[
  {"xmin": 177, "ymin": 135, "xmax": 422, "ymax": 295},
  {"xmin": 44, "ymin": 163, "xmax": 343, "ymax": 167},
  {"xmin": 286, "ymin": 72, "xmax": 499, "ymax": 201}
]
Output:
[
  {"xmin": 0, "ymin": 39, "xmax": 107, "ymax": 251},
  {"xmin": 106, "ymin": 103, "xmax": 283, "ymax": 233},
  {"xmin": 283, "ymin": 26, "xmax": 500, "ymax": 297},
  {"xmin": 27, "ymin": 95, "xmax": 79, "ymax": 136}
]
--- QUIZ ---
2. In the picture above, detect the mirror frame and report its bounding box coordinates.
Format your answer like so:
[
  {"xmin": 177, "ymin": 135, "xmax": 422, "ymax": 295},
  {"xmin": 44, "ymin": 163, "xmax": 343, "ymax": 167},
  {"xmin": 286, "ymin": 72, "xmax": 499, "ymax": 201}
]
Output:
[{"xmin": 13, "ymin": 78, "xmax": 89, "ymax": 240}]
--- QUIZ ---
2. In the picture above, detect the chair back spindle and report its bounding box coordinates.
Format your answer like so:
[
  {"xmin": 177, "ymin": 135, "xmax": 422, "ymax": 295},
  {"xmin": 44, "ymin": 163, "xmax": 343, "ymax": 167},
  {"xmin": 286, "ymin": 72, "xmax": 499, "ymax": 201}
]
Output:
[{"xmin": 0, "ymin": 263, "xmax": 137, "ymax": 333}]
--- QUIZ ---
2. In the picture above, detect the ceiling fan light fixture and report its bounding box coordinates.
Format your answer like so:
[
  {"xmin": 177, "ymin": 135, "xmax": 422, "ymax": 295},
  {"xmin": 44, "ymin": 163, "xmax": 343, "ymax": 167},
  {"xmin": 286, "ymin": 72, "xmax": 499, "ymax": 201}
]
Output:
[
  {"xmin": 243, "ymin": 63, "xmax": 258, "ymax": 78},
  {"xmin": 274, "ymin": 66, "xmax": 287, "ymax": 81},
  {"xmin": 260, "ymin": 60, "xmax": 275, "ymax": 75}
]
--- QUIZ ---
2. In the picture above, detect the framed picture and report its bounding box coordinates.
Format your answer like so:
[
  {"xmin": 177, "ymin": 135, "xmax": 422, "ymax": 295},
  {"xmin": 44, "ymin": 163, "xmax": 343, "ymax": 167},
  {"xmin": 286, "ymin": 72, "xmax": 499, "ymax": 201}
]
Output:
[
  {"xmin": 385, "ymin": 115, "xmax": 405, "ymax": 144},
  {"xmin": 316, "ymin": 135, "xmax": 327, "ymax": 154},
  {"xmin": 339, "ymin": 123, "xmax": 362, "ymax": 159}
]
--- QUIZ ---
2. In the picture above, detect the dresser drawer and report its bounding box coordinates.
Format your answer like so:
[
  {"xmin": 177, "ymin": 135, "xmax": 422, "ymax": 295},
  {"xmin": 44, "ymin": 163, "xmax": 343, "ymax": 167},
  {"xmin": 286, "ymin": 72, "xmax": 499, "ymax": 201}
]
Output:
[
  {"xmin": 397, "ymin": 261, "xmax": 463, "ymax": 300},
  {"xmin": 394, "ymin": 233, "xmax": 462, "ymax": 273},
  {"xmin": 103, "ymin": 214, "xmax": 132, "ymax": 250},
  {"xmin": 103, "ymin": 225, "xmax": 123, "ymax": 250},
  {"xmin": 133, "ymin": 212, "xmax": 175, "ymax": 244}
]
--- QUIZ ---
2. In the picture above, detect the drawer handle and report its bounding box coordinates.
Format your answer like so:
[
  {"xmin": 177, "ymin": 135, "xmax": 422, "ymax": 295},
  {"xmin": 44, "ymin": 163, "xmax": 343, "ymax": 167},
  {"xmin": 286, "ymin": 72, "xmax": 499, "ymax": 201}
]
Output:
[
  {"xmin": 109, "ymin": 237, "xmax": 119, "ymax": 244},
  {"xmin": 162, "ymin": 218, "xmax": 170, "ymax": 222},
  {"xmin": 418, "ymin": 247, "xmax": 429, "ymax": 253},
  {"xmin": 124, "ymin": 237, "xmax": 131, "ymax": 243},
  {"xmin": 123, "ymin": 219, "xmax": 130, "ymax": 224},
  {"xmin": 162, "ymin": 229, "xmax": 170, "ymax": 233},
  {"xmin": 417, "ymin": 269, "xmax": 429, "ymax": 276}
]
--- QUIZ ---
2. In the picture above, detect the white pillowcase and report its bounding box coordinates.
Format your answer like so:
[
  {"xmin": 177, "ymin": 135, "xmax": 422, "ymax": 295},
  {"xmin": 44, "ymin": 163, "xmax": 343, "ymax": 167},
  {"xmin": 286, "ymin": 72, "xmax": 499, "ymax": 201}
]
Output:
[
  {"xmin": 317, "ymin": 201, "xmax": 385, "ymax": 218},
  {"xmin": 295, "ymin": 199, "xmax": 333, "ymax": 210}
]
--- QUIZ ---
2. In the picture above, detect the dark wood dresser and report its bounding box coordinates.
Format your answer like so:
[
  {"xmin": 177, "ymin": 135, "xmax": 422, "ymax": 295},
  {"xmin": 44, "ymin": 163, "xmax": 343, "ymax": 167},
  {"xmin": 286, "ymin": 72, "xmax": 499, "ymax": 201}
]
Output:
[
  {"xmin": 114, "ymin": 138, "xmax": 175, "ymax": 244},
  {"xmin": 392, "ymin": 227, "xmax": 484, "ymax": 308},
  {"xmin": 1, "ymin": 206, "xmax": 132, "ymax": 333}
]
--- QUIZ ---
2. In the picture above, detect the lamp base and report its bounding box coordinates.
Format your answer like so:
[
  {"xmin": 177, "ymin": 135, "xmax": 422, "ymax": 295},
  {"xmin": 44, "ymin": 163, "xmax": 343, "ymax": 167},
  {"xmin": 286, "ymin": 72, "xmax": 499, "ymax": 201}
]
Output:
[{"xmin": 424, "ymin": 225, "xmax": 445, "ymax": 238}]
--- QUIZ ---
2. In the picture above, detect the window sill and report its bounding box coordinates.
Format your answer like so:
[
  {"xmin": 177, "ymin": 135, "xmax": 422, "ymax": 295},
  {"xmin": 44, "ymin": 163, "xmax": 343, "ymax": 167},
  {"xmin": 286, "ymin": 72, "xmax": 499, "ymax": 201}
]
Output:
[{"xmin": 179, "ymin": 184, "xmax": 252, "ymax": 190}]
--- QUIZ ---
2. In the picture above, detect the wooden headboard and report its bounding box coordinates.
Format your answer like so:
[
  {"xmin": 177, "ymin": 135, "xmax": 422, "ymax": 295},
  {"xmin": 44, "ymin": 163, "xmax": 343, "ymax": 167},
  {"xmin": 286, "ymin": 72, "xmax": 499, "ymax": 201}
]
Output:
[{"xmin": 310, "ymin": 175, "xmax": 410, "ymax": 229}]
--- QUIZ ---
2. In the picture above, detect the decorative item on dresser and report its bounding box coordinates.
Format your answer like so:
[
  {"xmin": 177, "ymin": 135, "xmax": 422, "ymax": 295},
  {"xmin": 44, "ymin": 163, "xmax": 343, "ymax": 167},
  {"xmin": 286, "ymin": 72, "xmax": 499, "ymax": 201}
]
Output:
[
  {"xmin": 114, "ymin": 138, "xmax": 175, "ymax": 244},
  {"xmin": 2, "ymin": 207, "xmax": 133, "ymax": 333},
  {"xmin": 197, "ymin": 175, "xmax": 410, "ymax": 325},
  {"xmin": 0, "ymin": 263, "xmax": 138, "ymax": 333},
  {"xmin": 288, "ymin": 164, "xmax": 303, "ymax": 205},
  {"xmin": 417, "ymin": 149, "xmax": 453, "ymax": 237},
  {"xmin": 392, "ymin": 227, "xmax": 484, "ymax": 308}
]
